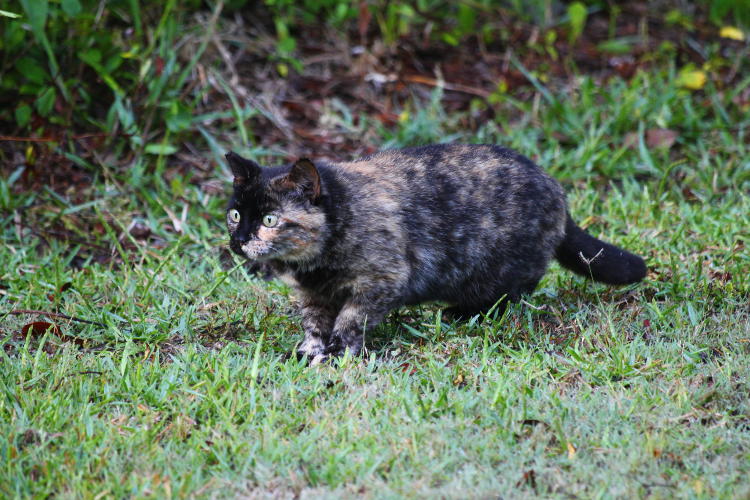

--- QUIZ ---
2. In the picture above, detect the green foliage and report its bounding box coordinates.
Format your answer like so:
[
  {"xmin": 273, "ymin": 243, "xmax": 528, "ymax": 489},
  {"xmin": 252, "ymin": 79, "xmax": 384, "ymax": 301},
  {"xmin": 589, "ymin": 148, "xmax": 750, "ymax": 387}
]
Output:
[
  {"xmin": 706, "ymin": 0, "xmax": 750, "ymax": 27},
  {"xmin": 566, "ymin": 2, "xmax": 588, "ymax": 44},
  {"xmin": 4, "ymin": 0, "xmax": 748, "ymax": 144},
  {"xmin": 0, "ymin": 0, "xmax": 215, "ymax": 154}
]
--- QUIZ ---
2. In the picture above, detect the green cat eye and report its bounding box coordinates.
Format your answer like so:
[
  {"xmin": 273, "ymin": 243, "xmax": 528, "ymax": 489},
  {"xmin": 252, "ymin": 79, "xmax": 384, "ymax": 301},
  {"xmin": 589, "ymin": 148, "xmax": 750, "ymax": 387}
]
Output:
[
  {"xmin": 262, "ymin": 214, "xmax": 278, "ymax": 228},
  {"xmin": 229, "ymin": 209, "xmax": 240, "ymax": 222}
]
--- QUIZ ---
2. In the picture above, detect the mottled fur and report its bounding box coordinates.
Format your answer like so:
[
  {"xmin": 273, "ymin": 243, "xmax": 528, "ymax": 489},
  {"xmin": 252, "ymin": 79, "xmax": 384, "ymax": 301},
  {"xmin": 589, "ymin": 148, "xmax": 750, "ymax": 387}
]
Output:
[{"xmin": 225, "ymin": 144, "xmax": 646, "ymax": 362}]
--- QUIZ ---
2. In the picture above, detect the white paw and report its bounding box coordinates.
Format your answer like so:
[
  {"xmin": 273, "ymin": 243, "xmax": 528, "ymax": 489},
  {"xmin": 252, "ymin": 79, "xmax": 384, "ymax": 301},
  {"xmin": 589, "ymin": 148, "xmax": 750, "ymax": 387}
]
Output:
[
  {"xmin": 297, "ymin": 334, "xmax": 325, "ymax": 356},
  {"xmin": 309, "ymin": 354, "xmax": 328, "ymax": 366}
]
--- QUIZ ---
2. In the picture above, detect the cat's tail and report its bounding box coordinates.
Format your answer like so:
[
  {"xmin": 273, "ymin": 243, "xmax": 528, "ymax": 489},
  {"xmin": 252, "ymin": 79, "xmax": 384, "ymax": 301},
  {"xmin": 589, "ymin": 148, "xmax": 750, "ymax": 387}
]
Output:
[{"xmin": 555, "ymin": 214, "xmax": 647, "ymax": 285}]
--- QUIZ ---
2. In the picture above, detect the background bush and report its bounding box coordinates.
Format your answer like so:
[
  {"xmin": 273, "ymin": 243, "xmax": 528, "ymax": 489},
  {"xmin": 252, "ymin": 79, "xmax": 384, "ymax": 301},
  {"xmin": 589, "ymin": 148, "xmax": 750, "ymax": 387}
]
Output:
[{"xmin": 2, "ymin": 0, "xmax": 748, "ymax": 150}]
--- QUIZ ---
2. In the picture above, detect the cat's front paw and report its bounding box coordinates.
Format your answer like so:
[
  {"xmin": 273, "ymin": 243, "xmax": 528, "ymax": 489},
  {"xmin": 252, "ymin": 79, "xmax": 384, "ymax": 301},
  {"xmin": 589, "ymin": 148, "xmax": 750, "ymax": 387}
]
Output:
[
  {"xmin": 294, "ymin": 350, "xmax": 330, "ymax": 366},
  {"xmin": 296, "ymin": 334, "xmax": 326, "ymax": 359},
  {"xmin": 323, "ymin": 337, "xmax": 357, "ymax": 359}
]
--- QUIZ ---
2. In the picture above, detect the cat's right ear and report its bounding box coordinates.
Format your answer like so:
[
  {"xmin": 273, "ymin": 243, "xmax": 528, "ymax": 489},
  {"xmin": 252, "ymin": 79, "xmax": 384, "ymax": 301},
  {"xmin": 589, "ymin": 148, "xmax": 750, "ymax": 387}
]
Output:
[{"xmin": 225, "ymin": 151, "xmax": 260, "ymax": 186}]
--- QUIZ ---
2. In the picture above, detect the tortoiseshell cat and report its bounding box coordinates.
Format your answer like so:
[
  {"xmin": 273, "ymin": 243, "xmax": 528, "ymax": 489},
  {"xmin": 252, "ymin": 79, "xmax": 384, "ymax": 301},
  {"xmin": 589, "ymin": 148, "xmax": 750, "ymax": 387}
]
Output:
[{"xmin": 225, "ymin": 144, "xmax": 646, "ymax": 363}]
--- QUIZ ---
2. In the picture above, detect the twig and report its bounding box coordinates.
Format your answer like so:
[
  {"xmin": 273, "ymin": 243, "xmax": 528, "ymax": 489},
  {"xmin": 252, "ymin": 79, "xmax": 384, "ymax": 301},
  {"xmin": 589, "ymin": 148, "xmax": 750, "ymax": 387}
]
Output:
[
  {"xmin": 579, "ymin": 247, "xmax": 604, "ymax": 266},
  {"xmin": 521, "ymin": 299, "xmax": 547, "ymax": 311},
  {"xmin": 402, "ymin": 74, "xmax": 491, "ymax": 98},
  {"xmin": 29, "ymin": 227, "xmax": 111, "ymax": 254},
  {"xmin": 4, "ymin": 310, "xmax": 106, "ymax": 328},
  {"xmin": 0, "ymin": 132, "xmax": 131, "ymax": 142}
]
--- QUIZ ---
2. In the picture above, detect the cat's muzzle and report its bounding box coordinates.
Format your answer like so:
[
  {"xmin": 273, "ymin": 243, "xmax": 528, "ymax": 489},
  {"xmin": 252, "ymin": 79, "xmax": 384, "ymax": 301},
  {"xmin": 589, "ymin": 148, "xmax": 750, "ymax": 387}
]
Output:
[{"xmin": 239, "ymin": 239, "xmax": 275, "ymax": 261}]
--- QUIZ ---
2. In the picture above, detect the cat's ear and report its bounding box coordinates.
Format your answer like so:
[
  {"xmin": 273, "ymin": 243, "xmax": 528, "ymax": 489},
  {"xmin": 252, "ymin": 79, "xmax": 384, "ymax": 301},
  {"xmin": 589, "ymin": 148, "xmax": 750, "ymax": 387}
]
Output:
[
  {"xmin": 285, "ymin": 158, "xmax": 321, "ymax": 200},
  {"xmin": 225, "ymin": 151, "xmax": 260, "ymax": 186}
]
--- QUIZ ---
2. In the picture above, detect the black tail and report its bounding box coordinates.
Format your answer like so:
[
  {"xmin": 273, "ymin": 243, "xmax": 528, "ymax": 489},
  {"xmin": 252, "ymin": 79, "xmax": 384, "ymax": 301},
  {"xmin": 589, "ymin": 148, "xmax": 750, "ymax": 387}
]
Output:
[{"xmin": 555, "ymin": 214, "xmax": 646, "ymax": 285}]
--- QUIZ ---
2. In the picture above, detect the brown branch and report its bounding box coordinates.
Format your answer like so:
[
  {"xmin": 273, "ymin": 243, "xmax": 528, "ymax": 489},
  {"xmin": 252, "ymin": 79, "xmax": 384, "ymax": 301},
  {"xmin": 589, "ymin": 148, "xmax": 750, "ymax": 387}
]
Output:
[
  {"xmin": 401, "ymin": 74, "xmax": 491, "ymax": 98},
  {"xmin": 0, "ymin": 136, "xmax": 57, "ymax": 142},
  {"xmin": 0, "ymin": 133, "xmax": 130, "ymax": 142}
]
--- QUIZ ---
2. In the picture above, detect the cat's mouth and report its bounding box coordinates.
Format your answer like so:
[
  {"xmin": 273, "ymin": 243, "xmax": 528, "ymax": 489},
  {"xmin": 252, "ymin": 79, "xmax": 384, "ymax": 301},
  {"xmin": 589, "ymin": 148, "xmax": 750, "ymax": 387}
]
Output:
[
  {"xmin": 229, "ymin": 238, "xmax": 276, "ymax": 261},
  {"xmin": 241, "ymin": 240, "xmax": 276, "ymax": 260}
]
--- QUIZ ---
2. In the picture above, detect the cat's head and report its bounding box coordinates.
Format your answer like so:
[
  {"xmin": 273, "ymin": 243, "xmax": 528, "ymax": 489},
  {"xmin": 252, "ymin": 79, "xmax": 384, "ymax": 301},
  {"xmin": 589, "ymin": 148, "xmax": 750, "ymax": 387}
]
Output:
[{"xmin": 225, "ymin": 151, "xmax": 328, "ymax": 263}]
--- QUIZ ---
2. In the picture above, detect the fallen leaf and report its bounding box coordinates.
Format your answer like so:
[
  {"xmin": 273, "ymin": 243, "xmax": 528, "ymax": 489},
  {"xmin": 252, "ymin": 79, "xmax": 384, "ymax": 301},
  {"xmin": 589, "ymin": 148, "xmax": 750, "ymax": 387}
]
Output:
[
  {"xmin": 720, "ymin": 26, "xmax": 745, "ymax": 41},
  {"xmin": 646, "ymin": 128, "xmax": 678, "ymax": 149},
  {"xmin": 21, "ymin": 321, "xmax": 61, "ymax": 337},
  {"xmin": 609, "ymin": 55, "xmax": 638, "ymax": 79},
  {"xmin": 399, "ymin": 362, "xmax": 417, "ymax": 375},
  {"xmin": 128, "ymin": 220, "xmax": 152, "ymax": 240},
  {"xmin": 516, "ymin": 469, "xmax": 537, "ymax": 489},
  {"xmin": 676, "ymin": 69, "xmax": 707, "ymax": 90},
  {"xmin": 709, "ymin": 270, "xmax": 732, "ymax": 283},
  {"xmin": 48, "ymin": 282, "xmax": 73, "ymax": 302},
  {"xmin": 681, "ymin": 186, "xmax": 698, "ymax": 201},
  {"xmin": 567, "ymin": 441, "xmax": 577, "ymax": 459}
]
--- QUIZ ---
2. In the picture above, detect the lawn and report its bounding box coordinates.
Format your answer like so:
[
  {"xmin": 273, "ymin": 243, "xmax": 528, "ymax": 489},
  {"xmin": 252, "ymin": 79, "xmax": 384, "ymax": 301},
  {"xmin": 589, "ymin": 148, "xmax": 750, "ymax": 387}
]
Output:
[{"xmin": 2, "ymin": 67, "xmax": 749, "ymax": 498}]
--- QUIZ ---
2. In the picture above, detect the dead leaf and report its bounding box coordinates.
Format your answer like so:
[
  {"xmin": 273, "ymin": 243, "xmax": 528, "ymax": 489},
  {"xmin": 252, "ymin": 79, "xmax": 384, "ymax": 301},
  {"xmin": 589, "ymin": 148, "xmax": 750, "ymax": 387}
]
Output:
[
  {"xmin": 609, "ymin": 55, "xmax": 638, "ymax": 79},
  {"xmin": 128, "ymin": 220, "xmax": 152, "ymax": 240},
  {"xmin": 399, "ymin": 362, "xmax": 417, "ymax": 375},
  {"xmin": 708, "ymin": 270, "xmax": 732, "ymax": 283},
  {"xmin": 646, "ymin": 128, "xmax": 678, "ymax": 149},
  {"xmin": 625, "ymin": 129, "xmax": 679, "ymax": 150},
  {"xmin": 21, "ymin": 321, "xmax": 61, "ymax": 337},
  {"xmin": 681, "ymin": 186, "xmax": 698, "ymax": 201},
  {"xmin": 720, "ymin": 26, "xmax": 745, "ymax": 41},
  {"xmin": 567, "ymin": 441, "xmax": 577, "ymax": 459},
  {"xmin": 676, "ymin": 69, "xmax": 707, "ymax": 90},
  {"xmin": 48, "ymin": 282, "xmax": 73, "ymax": 302},
  {"xmin": 516, "ymin": 469, "xmax": 537, "ymax": 489}
]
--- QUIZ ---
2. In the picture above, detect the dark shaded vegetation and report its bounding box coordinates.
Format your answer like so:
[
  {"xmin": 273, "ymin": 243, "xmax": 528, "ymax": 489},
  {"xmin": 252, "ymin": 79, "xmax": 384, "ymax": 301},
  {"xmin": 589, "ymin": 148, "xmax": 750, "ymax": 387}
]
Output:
[{"xmin": 2, "ymin": 1, "xmax": 748, "ymax": 167}]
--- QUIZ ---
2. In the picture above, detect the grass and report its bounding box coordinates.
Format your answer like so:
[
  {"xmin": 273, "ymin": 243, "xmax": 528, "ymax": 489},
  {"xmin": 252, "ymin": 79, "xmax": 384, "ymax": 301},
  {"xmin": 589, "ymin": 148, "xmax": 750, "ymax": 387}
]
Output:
[{"xmin": 2, "ymin": 70, "xmax": 750, "ymax": 498}]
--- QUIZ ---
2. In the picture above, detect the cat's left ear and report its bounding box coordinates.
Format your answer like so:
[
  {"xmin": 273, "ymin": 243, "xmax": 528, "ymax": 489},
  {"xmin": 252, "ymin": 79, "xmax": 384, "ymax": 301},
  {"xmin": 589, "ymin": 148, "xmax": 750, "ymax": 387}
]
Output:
[
  {"xmin": 225, "ymin": 151, "xmax": 260, "ymax": 186},
  {"xmin": 285, "ymin": 159, "xmax": 321, "ymax": 200}
]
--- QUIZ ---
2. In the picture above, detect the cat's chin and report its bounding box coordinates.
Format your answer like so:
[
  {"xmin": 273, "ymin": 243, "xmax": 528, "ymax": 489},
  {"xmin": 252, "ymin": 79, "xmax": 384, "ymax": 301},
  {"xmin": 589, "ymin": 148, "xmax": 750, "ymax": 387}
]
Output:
[
  {"xmin": 241, "ymin": 252, "xmax": 275, "ymax": 262},
  {"xmin": 236, "ymin": 247, "xmax": 314, "ymax": 264}
]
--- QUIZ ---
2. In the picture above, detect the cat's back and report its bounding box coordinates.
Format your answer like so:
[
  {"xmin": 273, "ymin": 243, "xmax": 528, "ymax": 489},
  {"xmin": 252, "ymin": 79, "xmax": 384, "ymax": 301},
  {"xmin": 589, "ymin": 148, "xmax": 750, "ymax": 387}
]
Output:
[{"xmin": 331, "ymin": 143, "xmax": 564, "ymax": 213}]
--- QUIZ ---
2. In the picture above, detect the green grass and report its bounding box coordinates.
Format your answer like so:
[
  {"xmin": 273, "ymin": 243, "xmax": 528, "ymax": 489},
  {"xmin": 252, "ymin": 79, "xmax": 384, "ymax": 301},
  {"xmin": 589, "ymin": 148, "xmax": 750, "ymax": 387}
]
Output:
[{"xmin": 2, "ymin": 71, "xmax": 750, "ymax": 498}]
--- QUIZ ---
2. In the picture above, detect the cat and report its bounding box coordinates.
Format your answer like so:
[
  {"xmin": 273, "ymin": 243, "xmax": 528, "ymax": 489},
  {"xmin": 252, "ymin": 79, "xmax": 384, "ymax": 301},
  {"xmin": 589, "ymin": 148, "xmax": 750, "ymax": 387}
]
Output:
[{"xmin": 224, "ymin": 144, "xmax": 646, "ymax": 363}]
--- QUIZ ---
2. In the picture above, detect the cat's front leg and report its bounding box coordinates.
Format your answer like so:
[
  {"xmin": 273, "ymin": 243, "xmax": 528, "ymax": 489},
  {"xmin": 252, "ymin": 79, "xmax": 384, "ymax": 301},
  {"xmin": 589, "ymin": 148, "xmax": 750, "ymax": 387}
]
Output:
[
  {"xmin": 323, "ymin": 296, "xmax": 391, "ymax": 359},
  {"xmin": 296, "ymin": 298, "xmax": 337, "ymax": 362}
]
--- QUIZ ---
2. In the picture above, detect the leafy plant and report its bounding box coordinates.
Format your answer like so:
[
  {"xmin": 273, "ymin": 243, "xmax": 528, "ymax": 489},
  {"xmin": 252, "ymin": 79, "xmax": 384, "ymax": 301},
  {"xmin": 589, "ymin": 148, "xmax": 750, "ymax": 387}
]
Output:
[
  {"xmin": 0, "ymin": 0, "xmax": 217, "ymax": 157},
  {"xmin": 706, "ymin": 0, "xmax": 750, "ymax": 28}
]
